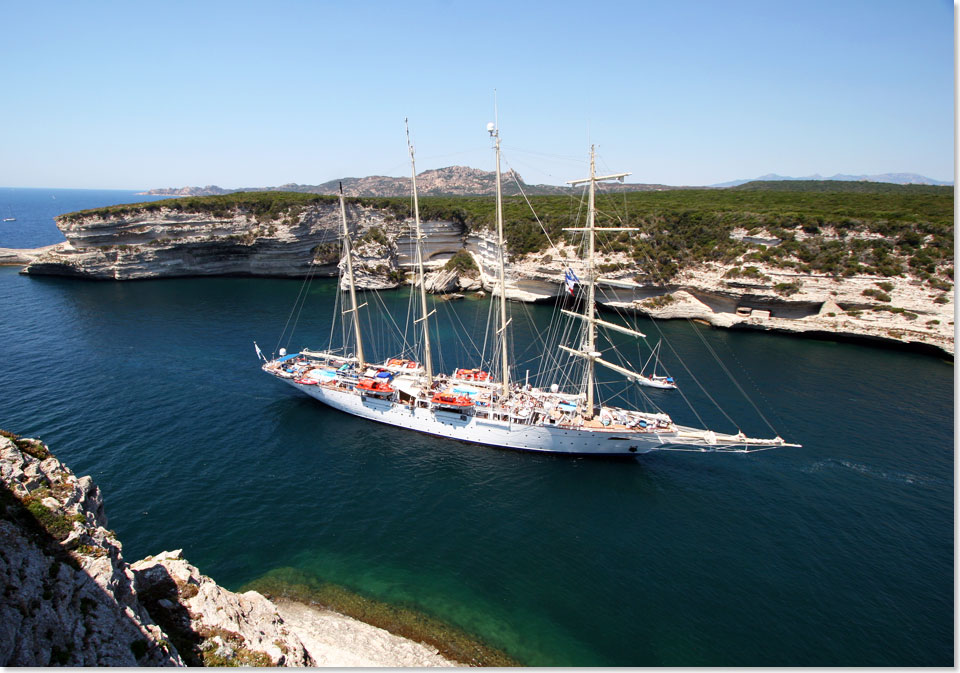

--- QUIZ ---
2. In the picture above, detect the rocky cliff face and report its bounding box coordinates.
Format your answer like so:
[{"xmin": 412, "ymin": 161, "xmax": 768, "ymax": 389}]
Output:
[
  {"xmin": 22, "ymin": 201, "xmax": 471, "ymax": 283},
  {"xmin": 0, "ymin": 432, "xmax": 311, "ymax": 667},
  {"xmin": 18, "ymin": 199, "xmax": 954, "ymax": 356},
  {"xmin": 490, "ymin": 239, "xmax": 955, "ymax": 355}
]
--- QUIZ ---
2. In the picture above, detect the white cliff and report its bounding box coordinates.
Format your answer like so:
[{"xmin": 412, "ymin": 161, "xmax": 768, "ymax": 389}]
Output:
[{"xmin": 16, "ymin": 198, "xmax": 954, "ymax": 356}]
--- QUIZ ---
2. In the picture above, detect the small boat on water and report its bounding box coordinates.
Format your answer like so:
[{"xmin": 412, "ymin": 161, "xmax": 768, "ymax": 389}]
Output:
[{"xmin": 259, "ymin": 119, "xmax": 799, "ymax": 456}]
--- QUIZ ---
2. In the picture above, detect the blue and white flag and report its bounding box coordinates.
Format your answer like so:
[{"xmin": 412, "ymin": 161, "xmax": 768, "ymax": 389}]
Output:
[{"xmin": 564, "ymin": 268, "xmax": 580, "ymax": 295}]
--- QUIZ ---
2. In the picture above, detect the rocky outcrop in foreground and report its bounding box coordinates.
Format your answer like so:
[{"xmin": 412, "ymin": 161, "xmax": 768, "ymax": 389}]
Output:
[{"xmin": 0, "ymin": 432, "xmax": 456, "ymax": 667}]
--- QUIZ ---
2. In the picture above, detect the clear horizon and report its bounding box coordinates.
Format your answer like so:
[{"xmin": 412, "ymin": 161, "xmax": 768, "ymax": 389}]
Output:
[{"xmin": 1, "ymin": 0, "xmax": 953, "ymax": 190}]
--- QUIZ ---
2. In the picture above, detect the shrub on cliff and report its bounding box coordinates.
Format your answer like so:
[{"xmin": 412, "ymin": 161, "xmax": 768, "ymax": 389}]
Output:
[
  {"xmin": 774, "ymin": 281, "xmax": 802, "ymax": 296},
  {"xmin": 58, "ymin": 185, "xmax": 953, "ymax": 284},
  {"xmin": 862, "ymin": 288, "xmax": 892, "ymax": 303},
  {"xmin": 444, "ymin": 249, "xmax": 478, "ymax": 276}
]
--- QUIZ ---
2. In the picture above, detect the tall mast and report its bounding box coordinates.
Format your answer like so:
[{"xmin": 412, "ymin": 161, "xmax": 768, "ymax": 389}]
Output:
[
  {"xmin": 489, "ymin": 120, "xmax": 510, "ymax": 398},
  {"xmin": 406, "ymin": 119, "xmax": 434, "ymax": 384},
  {"xmin": 585, "ymin": 148, "xmax": 598, "ymax": 416},
  {"xmin": 339, "ymin": 184, "xmax": 365, "ymax": 367},
  {"xmin": 564, "ymin": 146, "xmax": 633, "ymax": 419}
]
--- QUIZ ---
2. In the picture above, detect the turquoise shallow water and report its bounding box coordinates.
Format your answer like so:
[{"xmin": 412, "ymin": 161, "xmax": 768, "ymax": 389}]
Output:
[{"xmin": 0, "ymin": 190, "xmax": 953, "ymax": 665}]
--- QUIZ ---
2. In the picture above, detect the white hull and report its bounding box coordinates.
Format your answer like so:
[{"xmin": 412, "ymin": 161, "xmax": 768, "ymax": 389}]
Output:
[
  {"xmin": 285, "ymin": 379, "xmax": 666, "ymax": 455},
  {"xmin": 635, "ymin": 376, "xmax": 677, "ymax": 390}
]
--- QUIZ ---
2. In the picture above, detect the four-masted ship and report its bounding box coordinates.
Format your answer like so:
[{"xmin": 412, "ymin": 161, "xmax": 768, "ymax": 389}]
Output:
[{"xmin": 260, "ymin": 122, "xmax": 798, "ymax": 455}]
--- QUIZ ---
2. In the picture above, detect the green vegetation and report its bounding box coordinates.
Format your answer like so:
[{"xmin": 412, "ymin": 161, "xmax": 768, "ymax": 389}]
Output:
[
  {"xmin": 862, "ymin": 288, "xmax": 892, "ymax": 303},
  {"xmin": 244, "ymin": 568, "xmax": 517, "ymax": 666},
  {"xmin": 774, "ymin": 281, "xmax": 802, "ymax": 296},
  {"xmin": 197, "ymin": 626, "xmax": 274, "ymax": 667},
  {"xmin": 61, "ymin": 191, "xmax": 337, "ymax": 224},
  {"xmin": 723, "ymin": 265, "xmax": 771, "ymax": 282},
  {"xmin": 60, "ymin": 184, "xmax": 953, "ymax": 284},
  {"xmin": 310, "ymin": 242, "xmax": 339, "ymax": 264},
  {"xmin": 443, "ymin": 249, "xmax": 479, "ymax": 276},
  {"xmin": 359, "ymin": 226, "xmax": 389, "ymax": 247},
  {"xmin": 394, "ymin": 186, "xmax": 953, "ymax": 281},
  {"xmin": 0, "ymin": 430, "xmax": 51, "ymax": 460},
  {"xmin": 22, "ymin": 495, "xmax": 75, "ymax": 541},
  {"xmin": 76, "ymin": 544, "xmax": 107, "ymax": 558},
  {"xmin": 642, "ymin": 294, "xmax": 677, "ymax": 309}
]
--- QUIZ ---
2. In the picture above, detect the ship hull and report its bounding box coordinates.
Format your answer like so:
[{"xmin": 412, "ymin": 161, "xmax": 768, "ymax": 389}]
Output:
[{"xmin": 284, "ymin": 380, "xmax": 663, "ymax": 455}]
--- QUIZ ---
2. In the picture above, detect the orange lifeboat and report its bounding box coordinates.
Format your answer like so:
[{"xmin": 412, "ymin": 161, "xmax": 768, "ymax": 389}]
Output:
[
  {"xmin": 431, "ymin": 392, "xmax": 474, "ymax": 408},
  {"xmin": 356, "ymin": 378, "xmax": 395, "ymax": 397},
  {"xmin": 454, "ymin": 368, "xmax": 490, "ymax": 382},
  {"xmin": 385, "ymin": 358, "xmax": 420, "ymax": 369}
]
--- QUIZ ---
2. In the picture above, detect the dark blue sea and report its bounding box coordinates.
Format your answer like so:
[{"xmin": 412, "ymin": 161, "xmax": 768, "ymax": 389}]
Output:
[
  {"xmin": 0, "ymin": 189, "xmax": 953, "ymax": 665},
  {"xmin": 0, "ymin": 187, "xmax": 176, "ymax": 249}
]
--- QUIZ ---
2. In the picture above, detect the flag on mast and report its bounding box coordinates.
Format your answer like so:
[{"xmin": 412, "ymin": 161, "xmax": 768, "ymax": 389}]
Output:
[{"xmin": 564, "ymin": 268, "xmax": 580, "ymax": 295}]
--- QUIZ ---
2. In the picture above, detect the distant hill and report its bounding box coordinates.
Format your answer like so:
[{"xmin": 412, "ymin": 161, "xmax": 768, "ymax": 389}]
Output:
[
  {"xmin": 139, "ymin": 166, "xmax": 683, "ymax": 198},
  {"xmin": 142, "ymin": 166, "xmax": 953, "ymax": 197},
  {"xmin": 714, "ymin": 172, "xmax": 952, "ymax": 188},
  {"xmin": 732, "ymin": 179, "xmax": 952, "ymax": 194}
]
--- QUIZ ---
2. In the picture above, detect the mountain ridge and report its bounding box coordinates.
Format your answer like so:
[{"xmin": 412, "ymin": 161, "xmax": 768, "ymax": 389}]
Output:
[
  {"xmin": 138, "ymin": 166, "xmax": 684, "ymax": 197},
  {"xmin": 713, "ymin": 172, "xmax": 952, "ymax": 188},
  {"xmin": 140, "ymin": 166, "xmax": 952, "ymax": 197}
]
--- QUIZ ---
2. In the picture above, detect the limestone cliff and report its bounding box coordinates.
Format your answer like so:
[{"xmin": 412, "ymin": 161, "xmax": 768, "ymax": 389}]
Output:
[
  {"xmin": 0, "ymin": 432, "xmax": 311, "ymax": 667},
  {"xmin": 17, "ymin": 197, "xmax": 954, "ymax": 356}
]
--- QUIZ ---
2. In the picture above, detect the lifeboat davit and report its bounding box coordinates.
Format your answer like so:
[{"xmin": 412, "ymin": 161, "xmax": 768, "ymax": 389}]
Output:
[{"xmin": 356, "ymin": 378, "xmax": 395, "ymax": 397}]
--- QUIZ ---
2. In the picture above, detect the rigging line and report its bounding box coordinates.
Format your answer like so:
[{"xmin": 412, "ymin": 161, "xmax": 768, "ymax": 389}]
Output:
[
  {"xmin": 414, "ymin": 146, "xmax": 489, "ymax": 163},
  {"xmin": 274, "ymin": 257, "xmax": 318, "ymax": 355},
  {"xmin": 686, "ymin": 320, "xmax": 780, "ymax": 436},
  {"xmin": 514, "ymin": 298, "xmax": 573, "ymax": 387},
  {"xmin": 500, "ymin": 145, "xmax": 587, "ymax": 164},
  {"xmin": 502, "ymin": 155, "xmax": 561, "ymax": 253},
  {"xmin": 328, "ymin": 273, "xmax": 342, "ymax": 352},
  {"xmin": 623, "ymin": 231, "xmax": 746, "ymax": 430},
  {"xmin": 479, "ymin": 284, "xmax": 496, "ymax": 372},
  {"xmin": 715, "ymin": 335, "xmax": 792, "ymax": 435},
  {"xmin": 498, "ymin": 156, "xmax": 577, "ymax": 189},
  {"xmin": 663, "ymin": 221, "xmax": 778, "ymax": 433},
  {"xmin": 369, "ymin": 281, "xmax": 412, "ymax": 358},
  {"xmin": 660, "ymin": 322, "xmax": 736, "ymax": 430},
  {"xmin": 438, "ymin": 297, "xmax": 485, "ymax": 364},
  {"xmin": 283, "ymin": 255, "xmax": 322, "ymax": 352}
]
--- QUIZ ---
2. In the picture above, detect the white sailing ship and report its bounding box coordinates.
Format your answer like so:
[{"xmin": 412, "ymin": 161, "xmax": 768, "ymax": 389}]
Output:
[{"xmin": 260, "ymin": 121, "xmax": 798, "ymax": 455}]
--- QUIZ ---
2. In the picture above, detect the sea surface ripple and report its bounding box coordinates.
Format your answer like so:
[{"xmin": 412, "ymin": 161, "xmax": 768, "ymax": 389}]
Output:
[{"xmin": 0, "ymin": 190, "xmax": 952, "ymax": 665}]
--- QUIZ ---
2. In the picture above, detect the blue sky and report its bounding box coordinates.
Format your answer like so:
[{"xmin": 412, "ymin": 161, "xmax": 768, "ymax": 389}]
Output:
[{"xmin": 0, "ymin": 0, "xmax": 953, "ymax": 189}]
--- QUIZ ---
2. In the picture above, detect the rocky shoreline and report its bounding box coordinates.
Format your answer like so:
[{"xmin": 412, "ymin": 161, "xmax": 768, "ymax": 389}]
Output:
[
  {"xmin": 5, "ymin": 198, "xmax": 954, "ymax": 357},
  {"xmin": 0, "ymin": 432, "xmax": 463, "ymax": 667}
]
